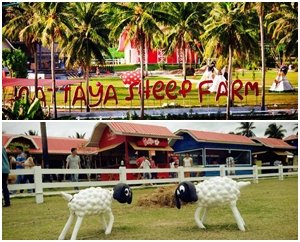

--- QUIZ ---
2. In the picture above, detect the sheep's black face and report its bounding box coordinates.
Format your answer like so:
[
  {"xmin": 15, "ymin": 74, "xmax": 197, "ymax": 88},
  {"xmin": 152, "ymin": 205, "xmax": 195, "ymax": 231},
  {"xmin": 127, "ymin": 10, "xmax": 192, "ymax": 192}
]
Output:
[
  {"xmin": 113, "ymin": 183, "xmax": 132, "ymax": 204},
  {"xmin": 175, "ymin": 181, "xmax": 198, "ymax": 209}
]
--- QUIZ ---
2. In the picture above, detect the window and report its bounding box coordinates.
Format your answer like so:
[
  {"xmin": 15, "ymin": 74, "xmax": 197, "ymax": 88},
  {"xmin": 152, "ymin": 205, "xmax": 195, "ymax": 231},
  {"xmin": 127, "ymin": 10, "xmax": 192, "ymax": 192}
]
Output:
[
  {"xmin": 176, "ymin": 149, "xmax": 203, "ymax": 166},
  {"xmin": 205, "ymin": 149, "xmax": 251, "ymax": 166}
]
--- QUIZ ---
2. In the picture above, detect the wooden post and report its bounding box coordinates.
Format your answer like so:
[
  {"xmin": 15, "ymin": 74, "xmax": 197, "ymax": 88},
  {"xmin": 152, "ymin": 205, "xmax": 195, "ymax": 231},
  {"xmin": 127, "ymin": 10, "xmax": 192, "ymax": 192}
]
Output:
[
  {"xmin": 252, "ymin": 165, "xmax": 259, "ymax": 184},
  {"xmin": 279, "ymin": 165, "xmax": 284, "ymax": 180},
  {"xmin": 119, "ymin": 166, "xmax": 127, "ymax": 183},
  {"xmin": 178, "ymin": 166, "xmax": 184, "ymax": 182},
  {"xmin": 34, "ymin": 166, "xmax": 44, "ymax": 204},
  {"xmin": 220, "ymin": 165, "xmax": 226, "ymax": 177}
]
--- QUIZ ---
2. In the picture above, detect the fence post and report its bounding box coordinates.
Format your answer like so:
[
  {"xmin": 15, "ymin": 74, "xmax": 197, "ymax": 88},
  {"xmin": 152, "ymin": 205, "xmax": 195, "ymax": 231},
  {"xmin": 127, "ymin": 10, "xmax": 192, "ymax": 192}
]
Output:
[
  {"xmin": 252, "ymin": 165, "xmax": 259, "ymax": 184},
  {"xmin": 178, "ymin": 166, "xmax": 185, "ymax": 182},
  {"xmin": 279, "ymin": 165, "xmax": 284, "ymax": 181},
  {"xmin": 220, "ymin": 165, "xmax": 226, "ymax": 177},
  {"xmin": 119, "ymin": 166, "xmax": 127, "ymax": 183},
  {"xmin": 34, "ymin": 166, "xmax": 44, "ymax": 204}
]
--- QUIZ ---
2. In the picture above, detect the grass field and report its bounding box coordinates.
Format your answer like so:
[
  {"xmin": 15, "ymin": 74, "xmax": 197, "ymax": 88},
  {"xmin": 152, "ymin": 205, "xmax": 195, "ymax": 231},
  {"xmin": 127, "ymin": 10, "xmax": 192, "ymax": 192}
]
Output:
[
  {"xmin": 2, "ymin": 177, "xmax": 297, "ymax": 240},
  {"xmin": 3, "ymin": 70, "xmax": 298, "ymax": 109}
]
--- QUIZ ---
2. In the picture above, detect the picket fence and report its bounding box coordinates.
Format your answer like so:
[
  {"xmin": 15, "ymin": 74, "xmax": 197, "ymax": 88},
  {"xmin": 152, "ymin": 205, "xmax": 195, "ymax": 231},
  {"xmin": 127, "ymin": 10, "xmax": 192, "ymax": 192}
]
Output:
[{"xmin": 7, "ymin": 165, "xmax": 298, "ymax": 204}]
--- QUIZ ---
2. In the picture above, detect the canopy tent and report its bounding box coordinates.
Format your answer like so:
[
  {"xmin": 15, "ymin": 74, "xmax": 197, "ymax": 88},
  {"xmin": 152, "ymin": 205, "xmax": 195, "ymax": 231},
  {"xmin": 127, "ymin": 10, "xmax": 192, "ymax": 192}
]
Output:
[{"xmin": 2, "ymin": 78, "xmax": 83, "ymax": 88}]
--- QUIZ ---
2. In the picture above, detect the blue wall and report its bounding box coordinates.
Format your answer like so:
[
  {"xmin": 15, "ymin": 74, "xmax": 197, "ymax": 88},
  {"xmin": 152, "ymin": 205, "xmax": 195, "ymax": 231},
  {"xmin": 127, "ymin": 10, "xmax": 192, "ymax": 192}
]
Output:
[{"xmin": 172, "ymin": 133, "xmax": 257, "ymax": 175}]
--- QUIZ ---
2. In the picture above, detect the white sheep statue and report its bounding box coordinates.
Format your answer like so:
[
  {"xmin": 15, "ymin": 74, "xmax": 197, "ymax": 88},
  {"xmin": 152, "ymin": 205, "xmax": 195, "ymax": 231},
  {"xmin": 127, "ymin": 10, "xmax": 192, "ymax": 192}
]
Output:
[
  {"xmin": 58, "ymin": 183, "xmax": 132, "ymax": 240},
  {"xmin": 175, "ymin": 177, "xmax": 250, "ymax": 231}
]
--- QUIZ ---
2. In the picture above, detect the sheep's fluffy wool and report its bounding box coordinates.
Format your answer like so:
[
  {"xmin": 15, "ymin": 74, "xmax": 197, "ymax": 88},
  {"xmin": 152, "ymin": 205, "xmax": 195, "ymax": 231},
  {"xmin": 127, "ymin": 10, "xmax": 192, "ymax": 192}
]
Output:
[
  {"xmin": 195, "ymin": 177, "xmax": 241, "ymax": 206},
  {"xmin": 68, "ymin": 187, "xmax": 113, "ymax": 217}
]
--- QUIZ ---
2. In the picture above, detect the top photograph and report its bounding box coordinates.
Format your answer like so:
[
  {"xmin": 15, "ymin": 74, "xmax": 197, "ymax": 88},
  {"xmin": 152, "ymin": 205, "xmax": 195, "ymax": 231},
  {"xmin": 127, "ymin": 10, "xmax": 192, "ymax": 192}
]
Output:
[{"xmin": 2, "ymin": 2, "xmax": 298, "ymax": 120}]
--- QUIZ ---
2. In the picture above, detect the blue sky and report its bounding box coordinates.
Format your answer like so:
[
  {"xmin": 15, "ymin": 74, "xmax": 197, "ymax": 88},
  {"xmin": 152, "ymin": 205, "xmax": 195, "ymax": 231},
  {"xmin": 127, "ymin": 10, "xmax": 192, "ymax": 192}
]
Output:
[{"xmin": 2, "ymin": 121, "xmax": 297, "ymax": 139}]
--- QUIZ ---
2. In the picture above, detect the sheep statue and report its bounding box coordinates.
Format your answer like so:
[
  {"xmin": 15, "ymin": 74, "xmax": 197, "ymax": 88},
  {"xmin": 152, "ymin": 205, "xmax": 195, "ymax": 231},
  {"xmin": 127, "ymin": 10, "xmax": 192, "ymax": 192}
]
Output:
[
  {"xmin": 58, "ymin": 183, "xmax": 132, "ymax": 240},
  {"xmin": 175, "ymin": 177, "xmax": 250, "ymax": 231}
]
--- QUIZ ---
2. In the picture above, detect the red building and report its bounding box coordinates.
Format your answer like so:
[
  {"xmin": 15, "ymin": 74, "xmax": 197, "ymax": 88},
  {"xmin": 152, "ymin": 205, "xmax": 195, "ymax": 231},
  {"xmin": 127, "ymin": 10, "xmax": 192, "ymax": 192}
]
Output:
[
  {"xmin": 2, "ymin": 134, "xmax": 97, "ymax": 169},
  {"xmin": 118, "ymin": 30, "xmax": 199, "ymax": 65},
  {"xmin": 86, "ymin": 122, "xmax": 181, "ymax": 179}
]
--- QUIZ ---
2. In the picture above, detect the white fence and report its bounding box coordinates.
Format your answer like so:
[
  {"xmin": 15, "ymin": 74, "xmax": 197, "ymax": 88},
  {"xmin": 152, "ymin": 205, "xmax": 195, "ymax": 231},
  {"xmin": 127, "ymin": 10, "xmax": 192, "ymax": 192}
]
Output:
[{"xmin": 7, "ymin": 165, "xmax": 298, "ymax": 204}]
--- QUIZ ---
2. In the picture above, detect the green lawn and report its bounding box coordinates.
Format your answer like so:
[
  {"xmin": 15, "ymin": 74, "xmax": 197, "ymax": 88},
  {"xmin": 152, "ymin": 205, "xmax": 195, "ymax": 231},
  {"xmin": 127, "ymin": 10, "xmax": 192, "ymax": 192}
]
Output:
[
  {"xmin": 3, "ymin": 177, "xmax": 298, "ymax": 240},
  {"xmin": 3, "ymin": 70, "xmax": 298, "ymax": 110}
]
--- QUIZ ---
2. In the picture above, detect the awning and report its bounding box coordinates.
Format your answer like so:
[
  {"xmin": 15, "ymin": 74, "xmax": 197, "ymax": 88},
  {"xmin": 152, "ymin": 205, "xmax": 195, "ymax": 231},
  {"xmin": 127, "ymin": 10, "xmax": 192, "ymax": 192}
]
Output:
[
  {"xmin": 274, "ymin": 151, "xmax": 294, "ymax": 157},
  {"xmin": 252, "ymin": 151, "xmax": 267, "ymax": 155},
  {"xmin": 129, "ymin": 141, "xmax": 173, "ymax": 152},
  {"xmin": 92, "ymin": 142, "xmax": 124, "ymax": 154}
]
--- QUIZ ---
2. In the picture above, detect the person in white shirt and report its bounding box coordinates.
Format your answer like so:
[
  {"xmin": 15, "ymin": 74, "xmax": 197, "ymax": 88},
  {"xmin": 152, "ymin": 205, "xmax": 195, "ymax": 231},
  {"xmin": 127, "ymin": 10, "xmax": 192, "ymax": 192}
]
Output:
[
  {"xmin": 139, "ymin": 157, "xmax": 151, "ymax": 179},
  {"xmin": 183, "ymin": 153, "xmax": 193, "ymax": 177},
  {"xmin": 66, "ymin": 148, "xmax": 81, "ymax": 190}
]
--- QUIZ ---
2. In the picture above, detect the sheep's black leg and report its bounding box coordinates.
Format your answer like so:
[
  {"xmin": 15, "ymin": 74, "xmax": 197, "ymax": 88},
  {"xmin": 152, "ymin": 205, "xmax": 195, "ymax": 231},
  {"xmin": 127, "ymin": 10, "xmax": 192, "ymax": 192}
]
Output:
[
  {"xmin": 71, "ymin": 216, "xmax": 83, "ymax": 240},
  {"xmin": 194, "ymin": 207, "xmax": 206, "ymax": 229},
  {"xmin": 58, "ymin": 213, "xmax": 75, "ymax": 240}
]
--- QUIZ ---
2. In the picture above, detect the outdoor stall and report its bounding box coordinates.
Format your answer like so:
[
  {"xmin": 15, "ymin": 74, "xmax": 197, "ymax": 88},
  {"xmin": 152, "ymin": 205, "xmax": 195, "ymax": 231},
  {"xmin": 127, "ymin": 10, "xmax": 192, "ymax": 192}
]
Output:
[
  {"xmin": 252, "ymin": 137, "xmax": 297, "ymax": 168},
  {"xmin": 170, "ymin": 129, "xmax": 261, "ymax": 176},
  {"xmin": 86, "ymin": 122, "xmax": 181, "ymax": 180}
]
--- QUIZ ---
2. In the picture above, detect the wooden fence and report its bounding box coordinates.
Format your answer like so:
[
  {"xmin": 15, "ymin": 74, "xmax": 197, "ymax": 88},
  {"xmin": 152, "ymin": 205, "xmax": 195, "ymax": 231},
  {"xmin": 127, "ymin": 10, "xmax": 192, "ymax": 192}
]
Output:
[{"xmin": 7, "ymin": 165, "xmax": 298, "ymax": 204}]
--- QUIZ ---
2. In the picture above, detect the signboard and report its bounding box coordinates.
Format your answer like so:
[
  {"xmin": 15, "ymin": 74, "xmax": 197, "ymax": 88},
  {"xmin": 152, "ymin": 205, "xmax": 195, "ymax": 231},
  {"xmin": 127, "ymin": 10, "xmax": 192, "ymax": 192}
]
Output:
[
  {"xmin": 14, "ymin": 79, "xmax": 259, "ymax": 107},
  {"xmin": 136, "ymin": 137, "xmax": 168, "ymax": 147}
]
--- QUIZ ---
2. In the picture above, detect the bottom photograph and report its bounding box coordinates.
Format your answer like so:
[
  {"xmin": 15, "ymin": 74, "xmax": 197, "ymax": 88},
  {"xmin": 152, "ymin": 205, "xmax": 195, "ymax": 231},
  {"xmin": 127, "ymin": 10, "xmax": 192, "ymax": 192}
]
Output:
[{"xmin": 2, "ymin": 121, "xmax": 298, "ymax": 240}]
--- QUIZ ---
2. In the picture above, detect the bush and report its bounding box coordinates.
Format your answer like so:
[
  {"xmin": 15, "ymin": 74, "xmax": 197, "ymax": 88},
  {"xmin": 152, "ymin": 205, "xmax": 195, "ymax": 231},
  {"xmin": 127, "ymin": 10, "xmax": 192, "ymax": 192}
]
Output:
[{"xmin": 2, "ymin": 48, "xmax": 28, "ymax": 78}]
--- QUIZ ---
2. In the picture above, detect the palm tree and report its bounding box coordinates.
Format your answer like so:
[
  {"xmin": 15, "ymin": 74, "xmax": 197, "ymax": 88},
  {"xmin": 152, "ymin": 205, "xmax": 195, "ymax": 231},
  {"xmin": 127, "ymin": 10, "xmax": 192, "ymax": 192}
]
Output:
[
  {"xmin": 109, "ymin": 3, "xmax": 164, "ymax": 119},
  {"xmin": 38, "ymin": 3, "xmax": 72, "ymax": 119},
  {"xmin": 24, "ymin": 130, "xmax": 39, "ymax": 136},
  {"xmin": 40, "ymin": 122, "xmax": 48, "ymax": 168},
  {"xmin": 240, "ymin": 3, "xmax": 267, "ymax": 111},
  {"xmin": 162, "ymin": 2, "xmax": 204, "ymax": 81},
  {"xmin": 60, "ymin": 2, "xmax": 111, "ymax": 112},
  {"xmin": 264, "ymin": 123, "xmax": 287, "ymax": 139},
  {"xmin": 70, "ymin": 132, "xmax": 86, "ymax": 139},
  {"xmin": 202, "ymin": 3, "xmax": 258, "ymax": 120},
  {"xmin": 236, "ymin": 122, "xmax": 256, "ymax": 137},
  {"xmin": 266, "ymin": 3, "xmax": 298, "ymax": 57},
  {"xmin": 292, "ymin": 123, "xmax": 298, "ymax": 134},
  {"xmin": 3, "ymin": 3, "xmax": 41, "ymax": 97}
]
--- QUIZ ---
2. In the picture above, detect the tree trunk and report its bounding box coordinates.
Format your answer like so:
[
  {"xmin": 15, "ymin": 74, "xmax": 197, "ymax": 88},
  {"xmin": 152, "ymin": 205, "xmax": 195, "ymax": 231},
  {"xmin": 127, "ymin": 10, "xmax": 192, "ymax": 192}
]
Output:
[
  {"xmin": 40, "ymin": 122, "xmax": 48, "ymax": 169},
  {"xmin": 189, "ymin": 46, "xmax": 192, "ymax": 69},
  {"xmin": 259, "ymin": 5, "xmax": 266, "ymax": 111},
  {"xmin": 34, "ymin": 42, "xmax": 38, "ymax": 98},
  {"xmin": 226, "ymin": 44, "xmax": 232, "ymax": 120},
  {"xmin": 145, "ymin": 37, "xmax": 149, "ymax": 76},
  {"xmin": 140, "ymin": 36, "xmax": 145, "ymax": 119},
  {"xmin": 51, "ymin": 39, "xmax": 57, "ymax": 119},
  {"xmin": 182, "ymin": 43, "xmax": 187, "ymax": 81},
  {"xmin": 86, "ymin": 66, "xmax": 90, "ymax": 112}
]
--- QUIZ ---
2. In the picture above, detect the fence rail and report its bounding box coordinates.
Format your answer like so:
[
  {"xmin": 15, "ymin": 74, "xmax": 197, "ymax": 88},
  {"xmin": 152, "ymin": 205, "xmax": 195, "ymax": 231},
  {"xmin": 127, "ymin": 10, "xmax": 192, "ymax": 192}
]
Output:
[{"xmin": 7, "ymin": 165, "xmax": 298, "ymax": 204}]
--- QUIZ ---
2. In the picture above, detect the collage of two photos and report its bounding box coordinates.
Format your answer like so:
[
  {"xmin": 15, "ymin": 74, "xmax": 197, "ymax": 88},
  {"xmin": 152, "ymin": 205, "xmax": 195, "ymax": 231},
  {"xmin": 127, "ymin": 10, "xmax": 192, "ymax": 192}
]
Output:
[{"xmin": 1, "ymin": 1, "xmax": 298, "ymax": 241}]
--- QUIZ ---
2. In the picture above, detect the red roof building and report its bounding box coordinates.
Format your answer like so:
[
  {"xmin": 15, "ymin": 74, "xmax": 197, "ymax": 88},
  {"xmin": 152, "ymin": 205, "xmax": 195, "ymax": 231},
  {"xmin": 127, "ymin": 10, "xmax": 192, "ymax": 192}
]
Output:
[
  {"xmin": 3, "ymin": 134, "xmax": 97, "ymax": 169},
  {"xmin": 86, "ymin": 122, "xmax": 181, "ymax": 179},
  {"xmin": 251, "ymin": 137, "xmax": 296, "ymax": 149},
  {"xmin": 118, "ymin": 30, "xmax": 199, "ymax": 65},
  {"xmin": 251, "ymin": 137, "xmax": 296, "ymax": 166}
]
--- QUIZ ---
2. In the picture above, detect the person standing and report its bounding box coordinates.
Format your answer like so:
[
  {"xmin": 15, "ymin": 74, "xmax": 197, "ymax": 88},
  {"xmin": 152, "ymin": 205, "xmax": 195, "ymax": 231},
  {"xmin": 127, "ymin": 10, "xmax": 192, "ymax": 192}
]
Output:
[
  {"xmin": 66, "ymin": 148, "xmax": 81, "ymax": 191},
  {"xmin": 2, "ymin": 147, "xmax": 10, "ymax": 207},
  {"xmin": 150, "ymin": 157, "xmax": 158, "ymax": 179},
  {"xmin": 22, "ymin": 151, "xmax": 35, "ymax": 193},
  {"xmin": 12, "ymin": 146, "xmax": 26, "ymax": 194},
  {"xmin": 183, "ymin": 153, "xmax": 193, "ymax": 177},
  {"xmin": 139, "ymin": 156, "xmax": 151, "ymax": 179}
]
